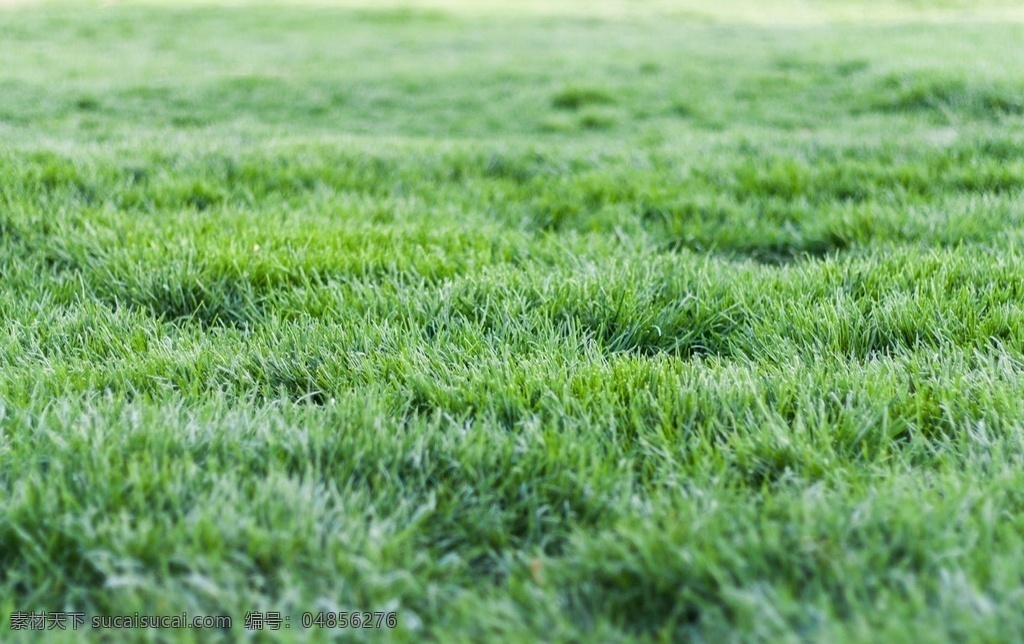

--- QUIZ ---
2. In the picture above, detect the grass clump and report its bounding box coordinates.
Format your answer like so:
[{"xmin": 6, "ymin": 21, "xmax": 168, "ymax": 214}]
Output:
[
  {"xmin": 866, "ymin": 71, "xmax": 1024, "ymax": 120},
  {"xmin": 550, "ymin": 85, "xmax": 616, "ymax": 110}
]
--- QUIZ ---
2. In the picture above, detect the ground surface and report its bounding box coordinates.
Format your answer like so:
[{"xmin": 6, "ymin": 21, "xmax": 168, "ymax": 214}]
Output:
[{"xmin": 2, "ymin": 1, "xmax": 1024, "ymax": 641}]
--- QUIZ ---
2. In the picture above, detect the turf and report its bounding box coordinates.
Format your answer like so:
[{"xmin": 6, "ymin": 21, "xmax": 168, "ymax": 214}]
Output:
[{"xmin": 2, "ymin": 0, "xmax": 1024, "ymax": 641}]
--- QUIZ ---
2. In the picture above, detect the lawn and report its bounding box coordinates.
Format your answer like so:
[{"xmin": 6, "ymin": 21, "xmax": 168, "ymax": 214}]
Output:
[{"xmin": 2, "ymin": 0, "xmax": 1024, "ymax": 640}]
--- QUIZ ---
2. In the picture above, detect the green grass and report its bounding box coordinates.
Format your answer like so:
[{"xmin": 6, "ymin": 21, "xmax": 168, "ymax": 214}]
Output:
[{"xmin": 2, "ymin": 0, "xmax": 1024, "ymax": 640}]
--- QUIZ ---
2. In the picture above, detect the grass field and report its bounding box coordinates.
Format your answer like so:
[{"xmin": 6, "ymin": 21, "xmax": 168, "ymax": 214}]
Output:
[{"xmin": 2, "ymin": 0, "xmax": 1024, "ymax": 640}]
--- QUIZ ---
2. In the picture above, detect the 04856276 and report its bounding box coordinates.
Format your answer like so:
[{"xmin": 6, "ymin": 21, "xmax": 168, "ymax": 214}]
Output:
[{"xmin": 300, "ymin": 611, "xmax": 398, "ymax": 629}]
